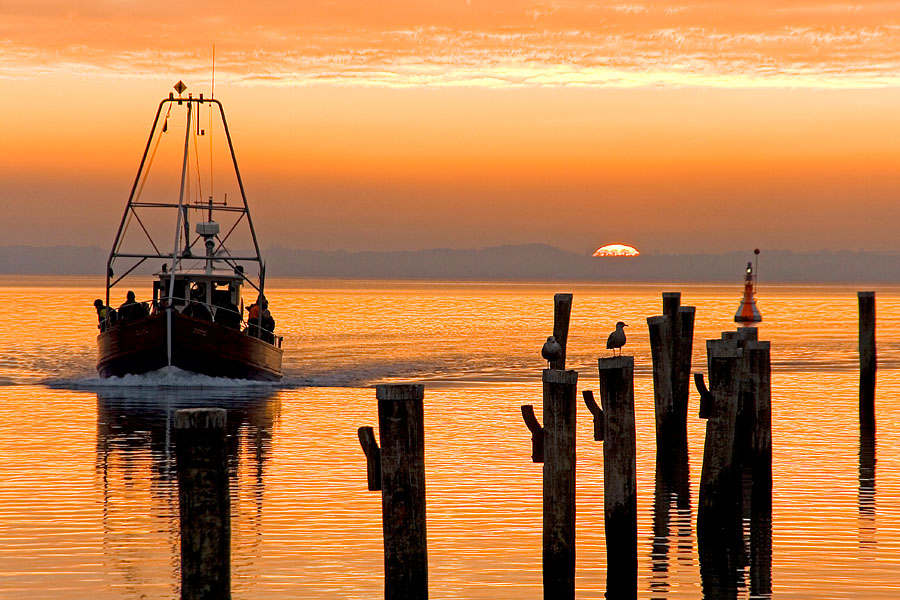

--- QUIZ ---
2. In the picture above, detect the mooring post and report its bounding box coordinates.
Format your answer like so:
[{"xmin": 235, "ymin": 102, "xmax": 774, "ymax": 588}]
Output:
[
  {"xmin": 746, "ymin": 340, "xmax": 772, "ymax": 598},
  {"xmin": 858, "ymin": 291, "xmax": 876, "ymax": 428},
  {"xmin": 650, "ymin": 293, "xmax": 695, "ymax": 447},
  {"xmin": 697, "ymin": 340, "xmax": 744, "ymax": 597},
  {"xmin": 175, "ymin": 408, "xmax": 231, "ymax": 600},
  {"xmin": 673, "ymin": 306, "xmax": 696, "ymax": 425},
  {"xmin": 597, "ymin": 356, "xmax": 637, "ymax": 599},
  {"xmin": 542, "ymin": 368, "xmax": 578, "ymax": 600},
  {"xmin": 551, "ymin": 293, "xmax": 573, "ymax": 370},
  {"xmin": 647, "ymin": 315, "xmax": 674, "ymax": 442},
  {"xmin": 368, "ymin": 383, "xmax": 429, "ymax": 600},
  {"xmin": 698, "ymin": 340, "xmax": 742, "ymax": 519}
]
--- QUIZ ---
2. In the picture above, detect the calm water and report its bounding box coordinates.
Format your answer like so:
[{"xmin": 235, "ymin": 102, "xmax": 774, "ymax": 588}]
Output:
[{"xmin": 1, "ymin": 276, "xmax": 900, "ymax": 599}]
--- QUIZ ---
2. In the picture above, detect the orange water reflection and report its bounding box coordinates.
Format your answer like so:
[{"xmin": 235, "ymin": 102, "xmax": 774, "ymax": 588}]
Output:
[{"xmin": 0, "ymin": 281, "xmax": 899, "ymax": 598}]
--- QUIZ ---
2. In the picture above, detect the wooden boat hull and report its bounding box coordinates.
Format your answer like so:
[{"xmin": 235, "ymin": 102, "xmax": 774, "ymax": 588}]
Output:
[{"xmin": 97, "ymin": 312, "xmax": 283, "ymax": 381}]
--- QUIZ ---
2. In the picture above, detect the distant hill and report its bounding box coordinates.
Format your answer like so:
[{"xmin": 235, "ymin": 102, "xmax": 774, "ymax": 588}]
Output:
[
  {"xmin": 0, "ymin": 245, "xmax": 108, "ymax": 275},
  {"xmin": 265, "ymin": 245, "xmax": 900, "ymax": 283},
  {"xmin": 1, "ymin": 244, "xmax": 899, "ymax": 283}
]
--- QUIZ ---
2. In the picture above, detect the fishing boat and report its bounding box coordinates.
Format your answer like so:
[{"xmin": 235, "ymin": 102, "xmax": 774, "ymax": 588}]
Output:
[{"xmin": 96, "ymin": 82, "xmax": 283, "ymax": 380}]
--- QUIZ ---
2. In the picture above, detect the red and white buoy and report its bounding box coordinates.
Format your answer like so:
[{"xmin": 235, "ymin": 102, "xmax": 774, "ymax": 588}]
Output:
[{"xmin": 734, "ymin": 248, "xmax": 762, "ymax": 326}]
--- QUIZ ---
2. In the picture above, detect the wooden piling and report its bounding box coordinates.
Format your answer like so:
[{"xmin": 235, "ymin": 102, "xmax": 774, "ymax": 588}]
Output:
[
  {"xmin": 647, "ymin": 315, "xmax": 674, "ymax": 440},
  {"xmin": 542, "ymin": 368, "xmax": 578, "ymax": 600},
  {"xmin": 746, "ymin": 341, "xmax": 772, "ymax": 502},
  {"xmin": 649, "ymin": 293, "xmax": 695, "ymax": 446},
  {"xmin": 175, "ymin": 408, "xmax": 231, "ymax": 600},
  {"xmin": 597, "ymin": 356, "xmax": 637, "ymax": 599},
  {"xmin": 746, "ymin": 340, "xmax": 772, "ymax": 598},
  {"xmin": 375, "ymin": 383, "xmax": 428, "ymax": 600},
  {"xmin": 858, "ymin": 291, "xmax": 876, "ymax": 428},
  {"xmin": 551, "ymin": 293, "xmax": 573, "ymax": 370},
  {"xmin": 697, "ymin": 341, "xmax": 744, "ymax": 597},
  {"xmin": 673, "ymin": 306, "xmax": 696, "ymax": 426},
  {"xmin": 698, "ymin": 340, "xmax": 743, "ymax": 518}
]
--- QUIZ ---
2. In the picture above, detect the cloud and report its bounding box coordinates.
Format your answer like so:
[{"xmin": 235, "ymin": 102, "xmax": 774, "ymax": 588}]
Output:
[{"xmin": 2, "ymin": 1, "xmax": 899, "ymax": 88}]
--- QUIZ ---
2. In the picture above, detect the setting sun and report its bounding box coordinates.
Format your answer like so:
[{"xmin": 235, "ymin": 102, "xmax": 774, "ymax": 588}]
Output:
[{"xmin": 593, "ymin": 244, "xmax": 640, "ymax": 257}]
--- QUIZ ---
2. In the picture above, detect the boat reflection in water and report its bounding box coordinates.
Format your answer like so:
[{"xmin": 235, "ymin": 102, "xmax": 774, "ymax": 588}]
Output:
[{"xmin": 93, "ymin": 387, "xmax": 280, "ymax": 594}]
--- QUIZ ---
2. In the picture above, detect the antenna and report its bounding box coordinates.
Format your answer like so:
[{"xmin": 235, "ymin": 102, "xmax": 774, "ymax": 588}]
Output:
[
  {"xmin": 753, "ymin": 248, "xmax": 760, "ymax": 286},
  {"xmin": 210, "ymin": 44, "xmax": 216, "ymax": 199},
  {"xmin": 211, "ymin": 44, "xmax": 216, "ymax": 99}
]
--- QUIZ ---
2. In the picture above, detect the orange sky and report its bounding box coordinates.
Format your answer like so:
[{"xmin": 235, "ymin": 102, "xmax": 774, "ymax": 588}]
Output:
[{"xmin": 1, "ymin": 1, "xmax": 899, "ymax": 254}]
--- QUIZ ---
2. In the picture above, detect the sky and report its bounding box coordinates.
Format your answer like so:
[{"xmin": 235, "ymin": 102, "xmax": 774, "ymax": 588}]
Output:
[{"xmin": 2, "ymin": 1, "xmax": 900, "ymax": 254}]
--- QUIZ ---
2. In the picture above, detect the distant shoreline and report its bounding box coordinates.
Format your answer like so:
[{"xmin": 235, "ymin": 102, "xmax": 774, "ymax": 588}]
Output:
[{"xmin": 1, "ymin": 244, "xmax": 899, "ymax": 283}]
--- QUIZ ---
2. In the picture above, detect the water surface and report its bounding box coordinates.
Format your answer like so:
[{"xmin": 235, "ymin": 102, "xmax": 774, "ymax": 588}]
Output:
[{"xmin": 1, "ymin": 277, "xmax": 899, "ymax": 598}]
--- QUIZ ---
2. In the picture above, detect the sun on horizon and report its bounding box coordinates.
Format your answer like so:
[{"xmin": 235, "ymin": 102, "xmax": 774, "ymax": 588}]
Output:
[{"xmin": 593, "ymin": 244, "xmax": 640, "ymax": 257}]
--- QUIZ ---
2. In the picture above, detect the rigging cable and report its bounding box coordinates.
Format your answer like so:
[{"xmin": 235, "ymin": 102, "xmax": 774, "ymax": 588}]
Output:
[{"xmin": 114, "ymin": 103, "xmax": 172, "ymax": 256}]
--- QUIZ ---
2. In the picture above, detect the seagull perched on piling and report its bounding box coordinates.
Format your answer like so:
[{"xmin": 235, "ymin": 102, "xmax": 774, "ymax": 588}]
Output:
[
  {"xmin": 542, "ymin": 335, "xmax": 562, "ymax": 365},
  {"xmin": 607, "ymin": 322, "xmax": 628, "ymax": 356}
]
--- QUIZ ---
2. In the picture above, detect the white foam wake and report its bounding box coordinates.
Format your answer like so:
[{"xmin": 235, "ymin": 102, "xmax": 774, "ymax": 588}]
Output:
[{"xmin": 49, "ymin": 366, "xmax": 285, "ymax": 390}]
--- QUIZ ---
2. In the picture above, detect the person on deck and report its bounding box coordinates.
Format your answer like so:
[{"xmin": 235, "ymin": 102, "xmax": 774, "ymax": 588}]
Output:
[
  {"xmin": 118, "ymin": 290, "xmax": 149, "ymax": 321},
  {"xmin": 260, "ymin": 298, "xmax": 276, "ymax": 343},
  {"xmin": 94, "ymin": 299, "xmax": 117, "ymax": 332},
  {"xmin": 246, "ymin": 296, "xmax": 260, "ymax": 337},
  {"xmin": 214, "ymin": 298, "xmax": 241, "ymax": 329},
  {"xmin": 182, "ymin": 286, "xmax": 213, "ymax": 321}
]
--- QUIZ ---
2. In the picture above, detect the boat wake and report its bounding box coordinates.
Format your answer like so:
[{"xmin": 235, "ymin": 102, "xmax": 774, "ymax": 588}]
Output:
[{"xmin": 47, "ymin": 366, "xmax": 286, "ymax": 391}]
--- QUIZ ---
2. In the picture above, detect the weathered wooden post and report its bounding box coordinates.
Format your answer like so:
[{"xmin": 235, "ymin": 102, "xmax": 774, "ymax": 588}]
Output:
[
  {"xmin": 746, "ymin": 340, "xmax": 772, "ymax": 599},
  {"xmin": 541, "ymin": 369, "xmax": 579, "ymax": 599},
  {"xmin": 551, "ymin": 293, "xmax": 573, "ymax": 370},
  {"xmin": 175, "ymin": 408, "xmax": 231, "ymax": 600},
  {"xmin": 647, "ymin": 315, "xmax": 674, "ymax": 441},
  {"xmin": 663, "ymin": 293, "xmax": 696, "ymax": 428},
  {"xmin": 597, "ymin": 356, "xmax": 637, "ymax": 599},
  {"xmin": 358, "ymin": 384, "xmax": 428, "ymax": 600},
  {"xmin": 858, "ymin": 291, "xmax": 876, "ymax": 429},
  {"xmin": 696, "ymin": 340, "xmax": 744, "ymax": 598},
  {"xmin": 648, "ymin": 293, "xmax": 695, "ymax": 449}
]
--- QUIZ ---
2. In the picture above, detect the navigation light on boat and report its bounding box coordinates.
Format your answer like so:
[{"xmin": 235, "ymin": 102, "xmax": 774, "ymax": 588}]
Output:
[{"xmin": 734, "ymin": 248, "xmax": 762, "ymax": 326}]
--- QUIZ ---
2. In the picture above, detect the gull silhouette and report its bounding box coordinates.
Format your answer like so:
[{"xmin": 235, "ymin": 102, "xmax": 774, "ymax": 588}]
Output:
[{"xmin": 606, "ymin": 322, "xmax": 628, "ymax": 356}]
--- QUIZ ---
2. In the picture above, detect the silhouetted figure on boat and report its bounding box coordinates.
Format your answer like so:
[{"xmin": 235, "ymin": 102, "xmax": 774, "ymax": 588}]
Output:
[
  {"xmin": 260, "ymin": 299, "xmax": 276, "ymax": 343},
  {"xmin": 182, "ymin": 287, "xmax": 213, "ymax": 321},
  {"xmin": 118, "ymin": 290, "xmax": 149, "ymax": 322},
  {"xmin": 246, "ymin": 295, "xmax": 276, "ymax": 343},
  {"xmin": 214, "ymin": 299, "xmax": 241, "ymax": 329},
  {"xmin": 94, "ymin": 299, "xmax": 117, "ymax": 332}
]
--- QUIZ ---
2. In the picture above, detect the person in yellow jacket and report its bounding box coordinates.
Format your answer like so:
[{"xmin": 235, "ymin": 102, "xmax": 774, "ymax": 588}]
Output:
[{"xmin": 93, "ymin": 299, "xmax": 118, "ymax": 332}]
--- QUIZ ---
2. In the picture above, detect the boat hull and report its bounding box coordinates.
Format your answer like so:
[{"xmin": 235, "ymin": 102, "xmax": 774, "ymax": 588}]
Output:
[{"xmin": 97, "ymin": 312, "xmax": 283, "ymax": 381}]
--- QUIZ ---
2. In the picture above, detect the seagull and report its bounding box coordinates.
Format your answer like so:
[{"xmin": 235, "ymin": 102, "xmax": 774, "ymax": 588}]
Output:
[
  {"xmin": 607, "ymin": 322, "xmax": 628, "ymax": 356},
  {"xmin": 541, "ymin": 335, "xmax": 562, "ymax": 364}
]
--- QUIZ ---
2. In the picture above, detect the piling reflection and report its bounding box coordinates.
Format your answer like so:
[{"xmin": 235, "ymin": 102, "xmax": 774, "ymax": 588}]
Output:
[
  {"xmin": 859, "ymin": 421, "xmax": 876, "ymax": 554},
  {"xmin": 94, "ymin": 388, "xmax": 280, "ymax": 591},
  {"xmin": 649, "ymin": 440, "xmax": 692, "ymax": 599}
]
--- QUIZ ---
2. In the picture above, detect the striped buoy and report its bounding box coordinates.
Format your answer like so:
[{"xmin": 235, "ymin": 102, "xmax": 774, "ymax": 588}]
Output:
[{"xmin": 734, "ymin": 250, "xmax": 762, "ymax": 325}]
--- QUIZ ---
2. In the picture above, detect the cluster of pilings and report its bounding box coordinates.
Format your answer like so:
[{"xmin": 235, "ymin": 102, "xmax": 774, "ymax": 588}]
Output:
[
  {"xmin": 169, "ymin": 290, "xmax": 879, "ymax": 600},
  {"xmin": 693, "ymin": 327, "xmax": 772, "ymax": 597}
]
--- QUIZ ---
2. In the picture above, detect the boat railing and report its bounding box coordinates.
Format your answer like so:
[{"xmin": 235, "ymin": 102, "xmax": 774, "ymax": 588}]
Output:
[{"xmin": 99, "ymin": 295, "xmax": 282, "ymax": 348}]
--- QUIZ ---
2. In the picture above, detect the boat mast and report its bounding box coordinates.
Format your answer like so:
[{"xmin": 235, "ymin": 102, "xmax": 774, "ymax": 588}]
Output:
[{"xmin": 166, "ymin": 99, "xmax": 193, "ymax": 368}]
